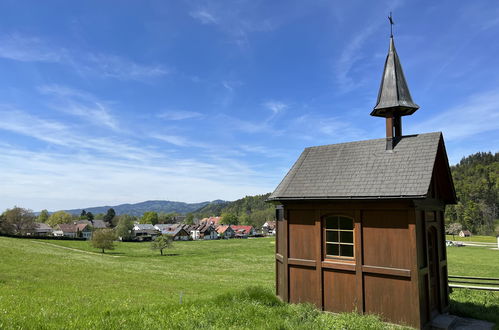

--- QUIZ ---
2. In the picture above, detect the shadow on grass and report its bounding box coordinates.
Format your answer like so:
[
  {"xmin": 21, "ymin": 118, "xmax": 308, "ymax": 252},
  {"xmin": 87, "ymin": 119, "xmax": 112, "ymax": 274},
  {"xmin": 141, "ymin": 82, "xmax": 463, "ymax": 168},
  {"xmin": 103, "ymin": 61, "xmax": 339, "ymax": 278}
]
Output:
[{"xmin": 450, "ymin": 290, "xmax": 499, "ymax": 325}]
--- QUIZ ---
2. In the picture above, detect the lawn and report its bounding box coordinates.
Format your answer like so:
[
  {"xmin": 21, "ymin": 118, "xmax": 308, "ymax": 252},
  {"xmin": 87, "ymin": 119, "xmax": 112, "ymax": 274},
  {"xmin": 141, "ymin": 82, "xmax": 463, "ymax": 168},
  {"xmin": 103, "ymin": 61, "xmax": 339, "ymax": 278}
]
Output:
[
  {"xmin": 445, "ymin": 234, "xmax": 498, "ymax": 244},
  {"xmin": 0, "ymin": 236, "xmax": 497, "ymax": 329}
]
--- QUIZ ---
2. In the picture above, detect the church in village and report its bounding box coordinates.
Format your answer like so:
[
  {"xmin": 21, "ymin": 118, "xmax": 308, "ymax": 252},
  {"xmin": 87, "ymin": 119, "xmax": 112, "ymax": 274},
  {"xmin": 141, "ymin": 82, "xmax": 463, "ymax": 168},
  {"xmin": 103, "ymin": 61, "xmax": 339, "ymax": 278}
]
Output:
[{"xmin": 268, "ymin": 23, "xmax": 456, "ymax": 329}]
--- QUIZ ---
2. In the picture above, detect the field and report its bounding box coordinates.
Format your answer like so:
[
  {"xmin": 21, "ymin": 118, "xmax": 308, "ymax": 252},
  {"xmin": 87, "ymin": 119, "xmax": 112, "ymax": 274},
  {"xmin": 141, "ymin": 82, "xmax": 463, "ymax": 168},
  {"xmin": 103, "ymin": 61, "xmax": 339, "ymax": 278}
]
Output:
[{"xmin": 0, "ymin": 237, "xmax": 497, "ymax": 329}]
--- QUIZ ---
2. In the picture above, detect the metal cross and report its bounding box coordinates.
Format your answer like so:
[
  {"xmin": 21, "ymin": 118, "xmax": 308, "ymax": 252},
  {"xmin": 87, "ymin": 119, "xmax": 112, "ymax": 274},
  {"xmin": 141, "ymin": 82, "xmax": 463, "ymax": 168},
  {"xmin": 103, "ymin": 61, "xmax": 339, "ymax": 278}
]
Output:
[{"xmin": 388, "ymin": 12, "xmax": 394, "ymax": 37}]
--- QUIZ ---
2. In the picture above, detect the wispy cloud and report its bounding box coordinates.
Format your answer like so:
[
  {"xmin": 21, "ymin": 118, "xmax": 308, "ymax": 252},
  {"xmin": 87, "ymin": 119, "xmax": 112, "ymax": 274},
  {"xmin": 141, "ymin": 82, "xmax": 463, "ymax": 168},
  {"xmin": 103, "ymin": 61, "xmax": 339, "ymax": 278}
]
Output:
[
  {"xmin": 38, "ymin": 84, "xmax": 119, "ymax": 131},
  {"xmin": 0, "ymin": 107, "xmax": 156, "ymax": 161},
  {"xmin": 158, "ymin": 110, "xmax": 203, "ymax": 121},
  {"xmin": 189, "ymin": 9, "xmax": 218, "ymax": 25},
  {"xmin": 187, "ymin": 2, "xmax": 276, "ymax": 48},
  {"xmin": 263, "ymin": 101, "xmax": 287, "ymax": 115},
  {"xmin": 407, "ymin": 89, "xmax": 499, "ymax": 141},
  {"xmin": 0, "ymin": 33, "xmax": 168, "ymax": 81},
  {"xmin": 0, "ymin": 33, "xmax": 67, "ymax": 62}
]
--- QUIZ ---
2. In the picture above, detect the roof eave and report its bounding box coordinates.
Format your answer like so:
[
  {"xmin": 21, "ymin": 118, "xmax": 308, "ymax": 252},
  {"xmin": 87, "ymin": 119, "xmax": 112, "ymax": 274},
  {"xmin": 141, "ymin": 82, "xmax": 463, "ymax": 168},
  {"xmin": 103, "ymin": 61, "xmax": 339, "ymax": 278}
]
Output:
[{"xmin": 267, "ymin": 194, "xmax": 428, "ymax": 202}]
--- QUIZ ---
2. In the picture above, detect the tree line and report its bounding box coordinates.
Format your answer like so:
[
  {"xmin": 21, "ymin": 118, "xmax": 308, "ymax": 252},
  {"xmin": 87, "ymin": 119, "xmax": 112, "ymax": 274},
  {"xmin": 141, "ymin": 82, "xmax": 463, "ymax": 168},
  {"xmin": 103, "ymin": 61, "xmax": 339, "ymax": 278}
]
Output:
[{"xmin": 445, "ymin": 152, "xmax": 499, "ymax": 235}]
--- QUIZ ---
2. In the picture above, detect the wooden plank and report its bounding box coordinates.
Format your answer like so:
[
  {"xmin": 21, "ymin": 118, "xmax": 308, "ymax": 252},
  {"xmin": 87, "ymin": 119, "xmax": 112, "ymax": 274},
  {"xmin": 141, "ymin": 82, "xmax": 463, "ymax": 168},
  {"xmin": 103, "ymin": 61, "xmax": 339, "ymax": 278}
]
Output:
[
  {"xmin": 275, "ymin": 253, "xmax": 284, "ymax": 263},
  {"xmin": 288, "ymin": 258, "xmax": 316, "ymax": 267},
  {"xmin": 315, "ymin": 209, "xmax": 323, "ymax": 310},
  {"xmin": 354, "ymin": 209, "xmax": 364, "ymax": 313},
  {"xmin": 322, "ymin": 261, "xmax": 356, "ymax": 272},
  {"xmin": 283, "ymin": 208, "xmax": 289, "ymax": 302},
  {"xmin": 362, "ymin": 265, "xmax": 411, "ymax": 278},
  {"xmin": 449, "ymin": 284, "xmax": 499, "ymax": 291}
]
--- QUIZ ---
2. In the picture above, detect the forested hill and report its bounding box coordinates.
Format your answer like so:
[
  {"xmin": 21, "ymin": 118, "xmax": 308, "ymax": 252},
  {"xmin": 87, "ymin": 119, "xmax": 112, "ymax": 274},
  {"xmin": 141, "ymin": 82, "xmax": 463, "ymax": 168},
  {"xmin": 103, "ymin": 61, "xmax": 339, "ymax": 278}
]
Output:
[
  {"xmin": 192, "ymin": 193, "xmax": 274, "ymax": 228},
  {"xmin": 64, "ymin": 200, "xmax": 217, "ymax": 217},
  {"xmin": 445, "ymin": 152, "xmax": 499, "ymax": 235}
]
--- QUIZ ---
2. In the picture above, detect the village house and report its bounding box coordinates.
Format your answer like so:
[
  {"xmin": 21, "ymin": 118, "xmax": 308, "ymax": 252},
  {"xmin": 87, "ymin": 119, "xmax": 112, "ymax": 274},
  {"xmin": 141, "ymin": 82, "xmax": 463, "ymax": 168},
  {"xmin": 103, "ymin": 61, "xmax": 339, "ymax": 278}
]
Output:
[
  {"xmin": 54, "ymin": 223, "xmax": 78, "ymax": 238},
  {"xmin": 216, "ymin": 225, "xmax": 235, "ymax": 239},
  {"xmin": 200, "ymin": 216, "xmax": 223, "ymax": 226},
  {"xmin": 32, "ymin": 222, "xmax": 53, "ymax": 237},
  {"xmin": 132, "ymin": 224, "xmax": 160, "ymax": 241},
  {"xmin": 75, "ymin": 223, "xmax": 92, "ymax": 240},
  {"xmin": 197, "ymin": 223, "xmax": 218, "ymax": 240},
  {"xmin": 231, "ymin": 225, "xmax": 256, "ymax": 238},
  {"xmin": 459, "ymin": 230, "xmax": 472, "ymax": 237},
  {"xmin": 262, "ymin": 221, "xmax": 276, "ymax": 235},
  {"xmin": 154, "ymin": 224, "xmax": 190, "ymax": 241},
  {"xmin": 75, "ymin": 219, "xmax": 108, "ymax": 229},
  {"xmin": 268, "ymin": 30, "xmax": 456, "ymax": 329}
]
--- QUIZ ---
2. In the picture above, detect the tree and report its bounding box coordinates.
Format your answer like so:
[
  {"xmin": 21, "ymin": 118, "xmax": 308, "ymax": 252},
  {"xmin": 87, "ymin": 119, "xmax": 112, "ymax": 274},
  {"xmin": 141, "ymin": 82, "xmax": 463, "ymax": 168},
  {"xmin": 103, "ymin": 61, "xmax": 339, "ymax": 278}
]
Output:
[
  {"xmin": 86, "ymin": 212, "xmax": 95, "ymax": 221},
  {"xmin": 151, "ymin": 235, "xmax": 173, "ymax": 255},
  {"xmin": 115, "ymin": 214, "xmax": 135, "ymax": 240},
  {"xmin": 103, "ymin": 208, "xmax": 116, "ymax": 226},
  {"xmin": 184, "ymin": 214, "xmax": 194, "ymax": 225},
  {"xmin": 221, "ymin": 212, "xmax": 239, "ymax": 225},
  {"xmin": 140, "ymin": 211, "xmax": 159, "ymax": 225},
  {"xmin": 38, "ymin": 209, "xmax": 50, "ymax": 223},
  {"xmin": 47, "ymin": 211, "xmax": 73, "ymax": 228},
  {"xmin": 91, "ymin": 229, "xmax": 115, "ymax": 253},
  {"xmin": 0, "ymin": 207, "xmax": 36, "ymax": 235},
  {"xmin": 445, "ymin": 223, "xmax": 462, "ymax": 240},
  {"xmin": 80, "ymin": 210, "xmax": 87, "ymax": 219}
]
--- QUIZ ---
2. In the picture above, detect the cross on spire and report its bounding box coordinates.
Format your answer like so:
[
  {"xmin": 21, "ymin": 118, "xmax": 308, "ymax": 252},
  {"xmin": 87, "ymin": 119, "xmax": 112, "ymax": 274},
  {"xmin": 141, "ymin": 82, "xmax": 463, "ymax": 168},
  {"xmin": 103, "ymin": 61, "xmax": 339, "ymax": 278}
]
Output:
[{"xmin": 388, "ymin": 12, "xmax": 394, "ymax": 37}]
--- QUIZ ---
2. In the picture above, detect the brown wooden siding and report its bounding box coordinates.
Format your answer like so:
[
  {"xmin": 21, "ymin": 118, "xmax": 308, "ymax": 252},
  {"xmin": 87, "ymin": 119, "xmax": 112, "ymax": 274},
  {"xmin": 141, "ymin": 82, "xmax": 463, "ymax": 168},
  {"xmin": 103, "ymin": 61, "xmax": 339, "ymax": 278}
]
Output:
[{"xmin": 275, "ymin": 200, "xmax": 449, "ymax": 329}]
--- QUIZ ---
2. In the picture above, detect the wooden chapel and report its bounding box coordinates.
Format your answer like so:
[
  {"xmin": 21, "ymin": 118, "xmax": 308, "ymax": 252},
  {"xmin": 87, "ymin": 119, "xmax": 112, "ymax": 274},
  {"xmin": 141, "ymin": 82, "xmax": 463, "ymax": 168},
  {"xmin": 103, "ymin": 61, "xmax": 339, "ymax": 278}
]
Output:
[{"xmin": 268, "ymin": 25, "xmax": 457, "ymax": 329}]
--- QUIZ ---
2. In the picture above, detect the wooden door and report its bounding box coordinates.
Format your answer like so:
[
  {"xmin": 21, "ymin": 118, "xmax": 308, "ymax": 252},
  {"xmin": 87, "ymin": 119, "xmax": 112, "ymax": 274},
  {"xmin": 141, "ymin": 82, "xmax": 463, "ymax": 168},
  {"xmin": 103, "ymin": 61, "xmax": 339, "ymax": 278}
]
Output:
[{"xmin": 427, "ymin": 226, "xmax": 440, "ymax": 317}]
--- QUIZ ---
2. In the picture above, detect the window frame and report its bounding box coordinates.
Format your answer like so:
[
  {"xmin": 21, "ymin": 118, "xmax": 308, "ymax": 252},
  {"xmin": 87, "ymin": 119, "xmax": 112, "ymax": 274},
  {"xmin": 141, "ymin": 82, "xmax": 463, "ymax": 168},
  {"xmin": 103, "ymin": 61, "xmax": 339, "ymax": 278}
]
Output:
[{"xmin": 323, "ymin": 214, "xmax": 355, "ymax": 261}]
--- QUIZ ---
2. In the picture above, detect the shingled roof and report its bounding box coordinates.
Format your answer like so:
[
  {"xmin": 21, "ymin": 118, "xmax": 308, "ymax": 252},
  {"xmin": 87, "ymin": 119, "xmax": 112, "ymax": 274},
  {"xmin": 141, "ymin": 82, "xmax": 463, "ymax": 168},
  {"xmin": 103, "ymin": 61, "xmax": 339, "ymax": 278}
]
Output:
[{"xmin": 269, "ymin": 132, "xmax": 448, "ymax": 201}]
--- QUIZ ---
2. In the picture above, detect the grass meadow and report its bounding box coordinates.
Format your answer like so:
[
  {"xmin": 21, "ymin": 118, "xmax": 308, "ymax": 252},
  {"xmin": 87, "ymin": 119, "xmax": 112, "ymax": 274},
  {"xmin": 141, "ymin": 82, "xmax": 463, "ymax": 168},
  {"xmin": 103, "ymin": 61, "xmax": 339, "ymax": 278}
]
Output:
[{"xmin": 0, "ymin": 236, "xmax": 497, "ymax": 329}]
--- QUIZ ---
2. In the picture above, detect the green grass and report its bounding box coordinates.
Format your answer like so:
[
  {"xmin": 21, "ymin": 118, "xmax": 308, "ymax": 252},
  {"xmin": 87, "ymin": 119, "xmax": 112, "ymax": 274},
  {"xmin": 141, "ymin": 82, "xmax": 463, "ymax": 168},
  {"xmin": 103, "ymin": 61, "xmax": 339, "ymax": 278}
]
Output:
[
  {"xmin": 446, "ymin": 244, "xmax": 499, "ymax": 327},
  {"xmin": 0, "ymin": 237, "xmax": 402, "ymax": 329},
  {"xmin": 0, "ymin": 237, "xmax": 497, "ymax": 329},
  {"xmin": 446, "ymin": 234, "xmax": 498, "ymax": 243}
]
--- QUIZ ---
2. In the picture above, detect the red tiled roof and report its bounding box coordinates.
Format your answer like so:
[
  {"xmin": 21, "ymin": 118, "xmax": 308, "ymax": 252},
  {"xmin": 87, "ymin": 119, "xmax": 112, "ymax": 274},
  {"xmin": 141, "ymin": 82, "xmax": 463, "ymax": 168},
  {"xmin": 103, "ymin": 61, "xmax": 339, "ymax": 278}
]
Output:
[
  {"xmin": 230, "ymin": 225, "xmax": 254, "ymax": 235},
  {"xmin": 200, "ymin": 216, "xmax": 222, "ymax": 225}
]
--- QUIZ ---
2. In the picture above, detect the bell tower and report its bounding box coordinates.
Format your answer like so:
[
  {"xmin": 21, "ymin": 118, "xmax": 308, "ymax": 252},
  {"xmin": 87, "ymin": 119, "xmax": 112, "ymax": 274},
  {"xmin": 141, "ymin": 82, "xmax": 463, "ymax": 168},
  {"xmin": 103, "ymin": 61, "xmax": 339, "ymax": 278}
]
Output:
[{"xmin": 372, "ymin": 14, "xmax": 419, "ymax": 150}]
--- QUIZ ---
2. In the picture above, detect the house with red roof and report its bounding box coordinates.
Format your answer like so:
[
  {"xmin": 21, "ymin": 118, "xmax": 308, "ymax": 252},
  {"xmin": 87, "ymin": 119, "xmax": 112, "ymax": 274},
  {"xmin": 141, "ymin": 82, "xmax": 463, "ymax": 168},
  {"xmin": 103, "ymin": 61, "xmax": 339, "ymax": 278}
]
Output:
[
  {"xmin": 216, "ymin": 225, "xmax": 235, "ymax": 239},
  {"xmin": 230, "ymin": 225, "xmax": 255, "ymax": 238},
  {"xmin": 200, "ymin": 216, "xmax": 222, "ymax": 226}
]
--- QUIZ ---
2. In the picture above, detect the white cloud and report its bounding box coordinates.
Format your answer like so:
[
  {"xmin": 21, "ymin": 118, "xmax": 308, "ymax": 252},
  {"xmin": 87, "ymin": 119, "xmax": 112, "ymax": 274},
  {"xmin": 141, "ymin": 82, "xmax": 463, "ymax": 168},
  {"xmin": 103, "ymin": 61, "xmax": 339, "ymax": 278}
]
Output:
[
  {"xmin": 189, "ymin": 10, "xmax": 218, "ymax": 25},
  {"xmin": 407, "ymin": 89, "xmax": 499, "ymax": 141},
  {"xmin": 0, "ymin": 33, "xmax": 168, "ymax": 81},
  {"xmin": 0, "ymin": 34, "xmax": 67, "ymax": 62},
  {"xmin": 263, "ymin": 101, "xmax": 287, "ymax": 115},
  {"xmin": 158, "ymin": 110, "xmax": 203, "ymax": 121},
  {"xmin": 38, "ymin": 84, "xmax": 119, "ymax": 131}
]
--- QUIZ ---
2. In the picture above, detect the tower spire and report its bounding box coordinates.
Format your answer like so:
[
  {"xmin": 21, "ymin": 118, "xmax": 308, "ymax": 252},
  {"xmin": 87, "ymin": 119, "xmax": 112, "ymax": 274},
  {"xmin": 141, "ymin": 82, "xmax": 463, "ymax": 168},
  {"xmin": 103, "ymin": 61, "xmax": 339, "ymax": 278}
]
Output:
[{"xmin": 372, "ymin": 13, "xmax": 419, "ymax": 150}]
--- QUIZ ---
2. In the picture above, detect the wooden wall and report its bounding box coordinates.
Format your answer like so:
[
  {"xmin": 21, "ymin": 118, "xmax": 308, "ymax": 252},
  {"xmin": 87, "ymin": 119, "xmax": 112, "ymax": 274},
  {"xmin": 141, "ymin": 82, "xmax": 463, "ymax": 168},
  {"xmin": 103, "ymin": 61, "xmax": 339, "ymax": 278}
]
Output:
[{"xmin": 275, "ymin": 200, "xmax": 448, "ymax": 329}]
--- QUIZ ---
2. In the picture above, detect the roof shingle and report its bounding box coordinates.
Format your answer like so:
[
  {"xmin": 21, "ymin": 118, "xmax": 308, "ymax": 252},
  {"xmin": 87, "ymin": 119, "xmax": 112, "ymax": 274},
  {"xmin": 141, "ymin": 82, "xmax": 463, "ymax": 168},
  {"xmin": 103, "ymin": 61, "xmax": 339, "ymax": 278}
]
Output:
[{"xmin": 269, "ymin": 132, "xmax": 442, "ymax": 201}]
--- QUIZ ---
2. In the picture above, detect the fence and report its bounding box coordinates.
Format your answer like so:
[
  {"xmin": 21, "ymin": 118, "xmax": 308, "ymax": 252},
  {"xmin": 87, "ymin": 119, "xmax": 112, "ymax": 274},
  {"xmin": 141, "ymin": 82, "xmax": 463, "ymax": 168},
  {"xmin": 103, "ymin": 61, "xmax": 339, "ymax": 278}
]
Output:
[{"xmin": 448, "ymin": 275, "xmax": 499, "ymax": 291}]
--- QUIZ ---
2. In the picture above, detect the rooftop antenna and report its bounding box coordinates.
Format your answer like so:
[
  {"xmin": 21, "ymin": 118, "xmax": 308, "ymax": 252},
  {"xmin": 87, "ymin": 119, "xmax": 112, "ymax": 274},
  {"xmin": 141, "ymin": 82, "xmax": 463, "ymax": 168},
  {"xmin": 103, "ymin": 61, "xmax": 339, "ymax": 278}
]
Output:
[{"xmin": 388, "ymin": 12, "xmax": 394, "ymax": 37}]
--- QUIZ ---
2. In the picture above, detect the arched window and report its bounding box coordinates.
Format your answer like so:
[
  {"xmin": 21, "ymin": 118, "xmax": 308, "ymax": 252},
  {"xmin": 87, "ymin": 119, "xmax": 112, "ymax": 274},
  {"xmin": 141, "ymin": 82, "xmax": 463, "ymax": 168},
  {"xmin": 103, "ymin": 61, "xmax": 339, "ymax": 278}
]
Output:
[{"xmin": 324, "ymin": 215, "xmax": 354, "ymax": 258}]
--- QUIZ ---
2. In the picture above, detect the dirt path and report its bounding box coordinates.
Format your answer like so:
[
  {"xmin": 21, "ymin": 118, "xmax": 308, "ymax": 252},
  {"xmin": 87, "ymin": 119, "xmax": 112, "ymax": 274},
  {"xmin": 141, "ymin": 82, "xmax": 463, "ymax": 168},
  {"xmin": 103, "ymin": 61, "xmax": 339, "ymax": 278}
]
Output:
[{"xmin": 30, "ymin": 240, "xmax": 122, "ymax": 257}]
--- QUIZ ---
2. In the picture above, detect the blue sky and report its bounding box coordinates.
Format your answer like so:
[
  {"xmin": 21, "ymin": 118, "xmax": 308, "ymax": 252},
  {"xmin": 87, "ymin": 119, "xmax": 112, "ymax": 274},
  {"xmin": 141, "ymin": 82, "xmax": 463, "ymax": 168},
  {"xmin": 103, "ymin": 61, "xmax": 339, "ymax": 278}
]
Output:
[{"xmin": 1, "ymin": 0, "xmax": 498, "ymax": 211}]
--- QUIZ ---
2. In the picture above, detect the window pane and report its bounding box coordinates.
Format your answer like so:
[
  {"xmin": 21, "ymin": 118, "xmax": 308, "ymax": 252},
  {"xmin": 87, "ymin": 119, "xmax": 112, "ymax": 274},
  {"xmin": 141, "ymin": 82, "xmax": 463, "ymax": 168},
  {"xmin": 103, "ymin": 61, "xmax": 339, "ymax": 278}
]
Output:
[
  {"xmin": 340, "ymin": 231, "xmax": 353, "ymax": 243},
  {"xmin": 326, "ymin": 231, "xmax": 339, "ymax": 242},
  {"xmin": 341, "ymin": 244, "xmax": 354, "ymax": 257},
  {"xmin": 326, "ymin": 216, "xmax": 338, "ymax": 229},
  {"xmin": 326, "ymin": 243, "xmax": 339, "ymax": 256},
  {"xmin": 339, "ymin": 217, "xmax": 353, "ymax": 230}
]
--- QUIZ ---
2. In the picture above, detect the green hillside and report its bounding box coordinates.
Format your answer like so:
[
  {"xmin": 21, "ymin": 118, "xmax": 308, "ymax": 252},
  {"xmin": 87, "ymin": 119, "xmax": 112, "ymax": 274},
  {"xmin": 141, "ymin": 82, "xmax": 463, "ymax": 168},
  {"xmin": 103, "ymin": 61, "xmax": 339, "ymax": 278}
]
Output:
[
  {"xmin": 446, "ymin": 152, "xmax": 499, "ymax": 235},
  {"xmin": 192, "ymin": 193, "xmax": 275, "ymax": 228}
]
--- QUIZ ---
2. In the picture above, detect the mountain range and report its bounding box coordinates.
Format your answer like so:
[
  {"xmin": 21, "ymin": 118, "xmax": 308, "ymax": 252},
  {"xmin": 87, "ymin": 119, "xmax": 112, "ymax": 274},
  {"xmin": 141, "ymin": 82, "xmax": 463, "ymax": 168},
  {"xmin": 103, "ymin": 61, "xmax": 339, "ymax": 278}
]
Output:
[{"xmin": 62, "ymin": 200, "xmax": 227, "ymax": 217}]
